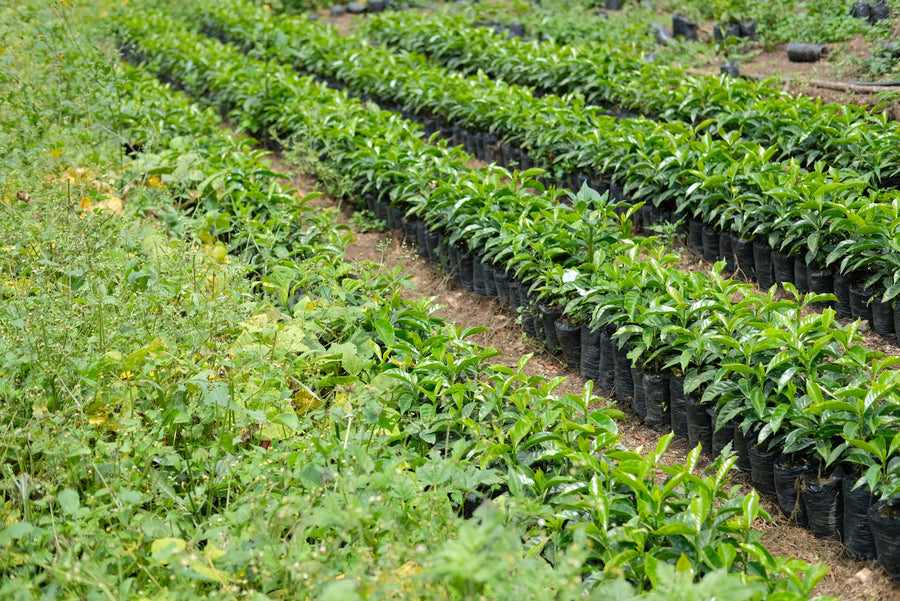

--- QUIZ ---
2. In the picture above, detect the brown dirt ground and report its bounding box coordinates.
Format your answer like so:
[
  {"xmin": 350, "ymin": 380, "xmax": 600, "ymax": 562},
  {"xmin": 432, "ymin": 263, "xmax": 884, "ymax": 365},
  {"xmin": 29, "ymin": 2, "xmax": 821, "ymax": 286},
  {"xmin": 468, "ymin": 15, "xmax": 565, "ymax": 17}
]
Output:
[
  {"xmin": 270, "ymin": 146, "xmax": 900, "ymax": 598},
  {"xmin": 690, "ymin": 31, "xmax": 900, "ymax": 119}
]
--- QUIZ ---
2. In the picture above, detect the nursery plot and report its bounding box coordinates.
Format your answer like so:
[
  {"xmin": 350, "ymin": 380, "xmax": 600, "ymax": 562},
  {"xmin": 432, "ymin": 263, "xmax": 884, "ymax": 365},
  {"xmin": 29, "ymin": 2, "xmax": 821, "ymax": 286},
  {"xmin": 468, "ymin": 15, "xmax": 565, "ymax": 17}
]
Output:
[
  {"xmin": 187, "ymin": 0, "xmax": 900, "ymax": 339},
  {"xmin": 0, "ymin": 2, "xmax": 834, "ymax": 598},
  {"xmin": 5, "ymin": 0, "xmax": 900, "ymax": 597},
  {"xmin": 108, "ymin": 4, "xmax": 900, "ymax": 583},
  {"xmin": 362, "ymin": 11, "xmax": 900, "ymax": 182}
]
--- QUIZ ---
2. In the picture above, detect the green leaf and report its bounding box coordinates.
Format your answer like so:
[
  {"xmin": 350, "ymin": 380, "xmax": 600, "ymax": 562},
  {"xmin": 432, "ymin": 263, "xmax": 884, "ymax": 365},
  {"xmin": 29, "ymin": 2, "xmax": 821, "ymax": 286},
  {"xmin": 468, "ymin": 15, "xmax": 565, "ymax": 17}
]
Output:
[
  {"xmin": 58, "ymin": 488, "xmax": 80, "ymax": 516},
  {"xmin": 374, "ymin": 316, "xmax": 395, "ymax": 347},
  {"xmin": 0, "ymin": 521, "xmax": 34, "ymax": 544},
  {"xmin": 151, "ymin": 537, "xmax": 187, "ymax": 563},
  {"xmin": 274, "ymin": 412, "xmax": 299, "ymax": 432},
  {"xmin": 654, "ymin": 523, "xmax": 696, "ymax": 536}
]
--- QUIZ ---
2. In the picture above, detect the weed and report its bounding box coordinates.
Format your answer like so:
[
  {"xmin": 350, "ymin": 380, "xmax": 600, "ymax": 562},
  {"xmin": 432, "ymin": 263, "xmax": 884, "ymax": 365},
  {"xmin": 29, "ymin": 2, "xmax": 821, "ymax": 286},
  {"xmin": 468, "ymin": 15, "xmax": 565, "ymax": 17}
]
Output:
[{"xmin": 349, "ymin": 209, "xmax": 386, "ymax": 233}]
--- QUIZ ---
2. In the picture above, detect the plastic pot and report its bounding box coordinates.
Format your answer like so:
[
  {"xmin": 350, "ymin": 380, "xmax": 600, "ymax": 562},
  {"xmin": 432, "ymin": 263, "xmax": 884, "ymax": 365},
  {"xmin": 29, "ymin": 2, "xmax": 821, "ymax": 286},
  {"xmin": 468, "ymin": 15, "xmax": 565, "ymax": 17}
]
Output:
[
  {"xmin": 748, "ymin": 442, "xmax": 778, "ymax": 496},
  {"xmin": 434, "ymin": 232, "xmax": 451, "ymax": 272},
  {"xmin": 643, "ymin": 372, "xmax": 670, "ymax": 431},
  {"xmin": 739, "ymin": 20, "xmax": 757, "ymax": 39},
  {"xmin": 387, "ymin": 205, "xmax": 404, "ymax": 230},
  {"xmin": 458, "ymin": 251, "xmax": 475, "ymax": 292},
  {"xmin": 872, "ymin": 299, "xmax": 895, "ymax": 337},
  {"xmin": 753, "ymin": 241, "xmax": 775, "ymax": 289},
  {"xmin": 773, "ymin": 251, "xmax": 795, "ymax": 287},
  {"xmin": 688, "ymin": 219, "xmax": 704, "ymax": 251},
  {"xmin": 719, "ymin": 231, "xmax": 735, "ymax": 273},
  {"xmin": 701, "ymin": 225, "xmax": 720, "ymax": 262},
  {"xmin": 849, "ymin": 285, "xmax": 875, "ymax": 325},
  {"xmin": 869, "ymin": 499, "xmax": 900, "ymax": 579},
  {"xmin": 500, "ymin": 141, "xmax": 517, "ymax": 166},
  {"xmin": 507, "ymin": 22, "xmax": 526, "ymax": 38},
  {"xmin": 707, "ymin": 408, "xmax": 734, "ymax": 459},
  {"xmin": 415, "ymin": 221, "xmax": 428, "ymax": 258},
  {"xmin": 474, "ymin": 131, "xmax": 488, "ymax": 160},
  {"xmin": 869, "ymin": 0, "xmax": 890, "ymax": 23},
  {"xmin": 522, "ymin": 291, "xmax": 541, "ymax": 339},
  {"xmin": 401, "ymin": 217, "xmax": 417, "ymax": 247},
  {"xmin": 794, "ymin": 257, "xmax": 810, "ymax": 293},
  {"xmin": 492, "ymin": 267, "xmax": 510, "ymax": 302},
  {"xmin": 733, "ymin": 236, "xmax": 756, "ymax": 282},
  {"xmin": 580, "ymin": 325, "xmax": 602, "ymax": 380},
  {"xmin": 840, "ymin": 466, "xmax": 877, "ymax": 561},
  {"xmin": 483, "ymin": 133, "xmax": 499, "ymax": 163},
  {"xmin": 833, "ymin": 272, "xmax": 853, "ymax": 318},
  {"xmin": 787, "ymin": 43, "xmax": 828, "ymax": 63},
  {"xmin": 672, "ymin": 14, "xmax": 698, "ymax": 40},
  {"xmin": 364, "ymin": 193, "xmax": 377, "ymax": 214},
  {"xmin": 555, "ymin": 319, "xmax": 582, "ymax": 368},
  {"xmin": 894, "ymin": 307, "xmax": 900, "ymax": 346},
  {"xmin": 472, "ymin": 258, "xmax": 487, "ymax": 296},
  {"xmin": 651, "ymin": 22, "xmax": 673, "ymax": 45},
  {"xmin": 669, "ymin": 375, "xmax": 689, "ymax": 440},
  {"xmin": 809, "ymin": 267, "xmax": 835, "ymax": 309},
  {"xmin": 508, "ymin": 278, "xmax": 522, "ymax": 312},
  {"xmin": 482, "ymin": 261, "xmax": 498, "ymax": 297},
  {"xmin": 713, "ymin": 22, "xmax": 742, "ymax": 41},
  {"xmin": 424, "ymin": 230, "xmax": 440, "ymax": 264},
  {"xmin": 719, "ymin": 59, "xmax": 741, "ymax": 78},
  {"xmin": 448, "ymin": 244, "xmax": 461, "ymax": 284},
  {"xmin": 598, "ymin": 329, "xmax": 617, "ymax": 390},
  {"xmin": 801, "ymin": 470, "xmax": 843, "ymax": 540},
  {"xmin": 612, "ymin": 343, "xmax": 634, "ymax": 401},
  {"xmin": 631, "ymin": 366, "xmax": 646, "ymax": 418},
  {"xmin": 538, "ymin": 304, "xmax": 564, "ymax": 354},
  {"xmin": 733, "ymin": 426, "xmax": 753, "ymax": 473},
  {"xmin": 686, "ymin": 395, "xmax": 713, "ymax": 453},
  {"xmin": 773, "ymin": 454, "xmax": 816, "ymax": 527},
  {"xmin": 851, "ymin": 0, "xmax": 871, "ymax": 19},
  {"xmin": 640, "ymin": 203, "xmax": 659, "ymax": 234},
  {"xmin": 374, "ymin": 197, "xmax": 390, "ymax": 223}
]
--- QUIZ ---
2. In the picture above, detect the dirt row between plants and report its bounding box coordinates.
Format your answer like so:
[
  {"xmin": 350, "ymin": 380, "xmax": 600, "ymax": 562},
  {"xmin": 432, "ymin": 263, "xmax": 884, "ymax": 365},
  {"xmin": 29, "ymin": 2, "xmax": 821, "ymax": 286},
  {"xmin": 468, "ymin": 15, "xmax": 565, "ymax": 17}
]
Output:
[{"xmin": 270, "ymin": 151, "xmax": 899, "ymax": 599}]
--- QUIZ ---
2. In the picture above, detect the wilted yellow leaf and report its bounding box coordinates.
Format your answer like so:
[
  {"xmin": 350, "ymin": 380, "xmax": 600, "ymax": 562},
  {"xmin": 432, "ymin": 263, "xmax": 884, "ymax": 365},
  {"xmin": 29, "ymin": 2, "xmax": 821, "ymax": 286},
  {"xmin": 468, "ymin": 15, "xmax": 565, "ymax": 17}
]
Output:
[
  {"xmin": 97, "ymin": 196, "xmax": 124, "ymax": 215},
  {"xmin": 205, "ymin": 241, "xmax": 228, "ymax": 263},
  {"xmin": 294, "ymin": 387, "xmax": 322, "ymax": 414},
  {"xmin": 92, "ymin": 180, "xmax": 113, "ymax": 194},
  {"xmin": 189, "ymin": 561, "xmax": 231, "ymax": 583},
  {"xmin": 151, "ymin": 537, "xmax": 187, "ymax": 564},
  {"xmin": 396, "ymin": 561, "xmax": 422, "ymax": 577},
  {"xmin": 204, "ymin": 543, "xmax": 227, "ymax": 561}
]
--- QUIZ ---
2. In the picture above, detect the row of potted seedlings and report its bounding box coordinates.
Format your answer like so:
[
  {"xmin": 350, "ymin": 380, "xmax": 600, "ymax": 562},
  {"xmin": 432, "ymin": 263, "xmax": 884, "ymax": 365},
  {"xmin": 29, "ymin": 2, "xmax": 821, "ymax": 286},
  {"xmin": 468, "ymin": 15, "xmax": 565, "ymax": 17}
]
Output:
[
  {"xmin": 362, "ymin": 10, "xmax": 900, "ymax": 185},
  {"xmin": 192, "ymin": 0, "xmax": 900, "ymax": 348},
  {"xmin": 110, "ymin": 12, "xmax": 843, "ymax": 597},
  {"xmin": 118, "ymin": 6, "xmax": 900, "ymax": 583}
]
